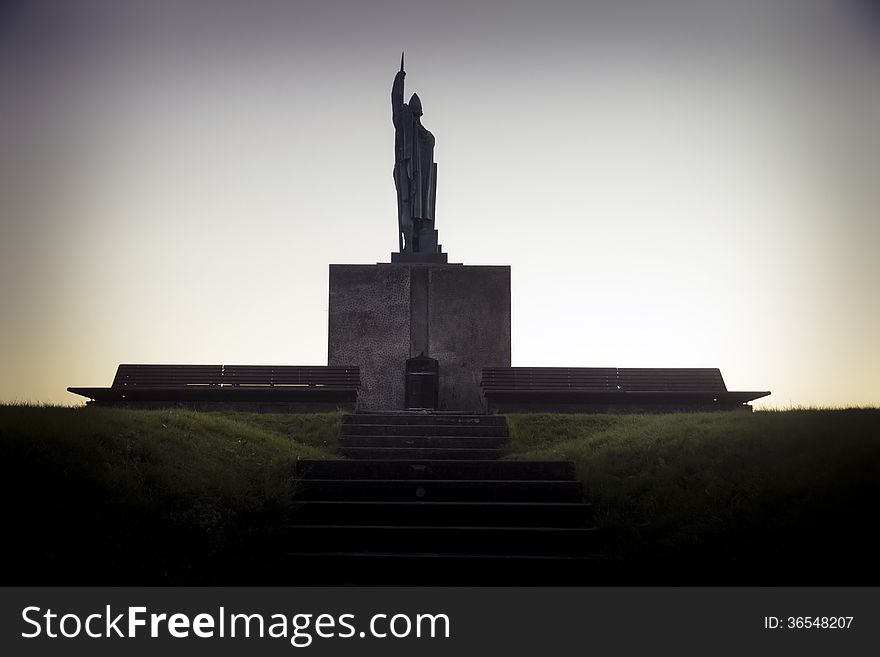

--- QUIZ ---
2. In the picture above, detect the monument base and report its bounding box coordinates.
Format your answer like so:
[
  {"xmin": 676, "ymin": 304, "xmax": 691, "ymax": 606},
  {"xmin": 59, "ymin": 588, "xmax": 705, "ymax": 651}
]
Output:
[
  {"xmin": 390, "ymin": 252, "xmax": 449, "ymax": 264},
  {"xmin": 328, "ymin": 263, "xmax": 511, "ymax": 411}
]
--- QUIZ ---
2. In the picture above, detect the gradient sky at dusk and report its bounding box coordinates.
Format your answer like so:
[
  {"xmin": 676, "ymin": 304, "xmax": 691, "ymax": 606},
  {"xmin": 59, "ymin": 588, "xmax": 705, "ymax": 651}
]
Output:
[{"xmin": 1, "ymin": 0, "xmax": 878, "ymax": 407}]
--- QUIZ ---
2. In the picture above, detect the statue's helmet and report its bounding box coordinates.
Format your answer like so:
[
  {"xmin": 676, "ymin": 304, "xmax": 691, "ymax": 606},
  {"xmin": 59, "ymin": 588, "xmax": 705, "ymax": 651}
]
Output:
[{"xmin": 408, "ymin": 93, "xmax": 423, "ymax": 116}]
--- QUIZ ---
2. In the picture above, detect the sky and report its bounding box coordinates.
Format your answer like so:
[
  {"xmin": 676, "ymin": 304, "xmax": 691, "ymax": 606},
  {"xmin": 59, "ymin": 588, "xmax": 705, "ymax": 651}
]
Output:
[{"xmin": 1, "ymin": 0, "xmax": 878, "ymax": 408}]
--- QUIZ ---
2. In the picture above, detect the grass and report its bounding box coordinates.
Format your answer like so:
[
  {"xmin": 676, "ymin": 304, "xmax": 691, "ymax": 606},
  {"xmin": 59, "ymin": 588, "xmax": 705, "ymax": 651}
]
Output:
[
  {"xmin": 1, "ymin": 405, "xmax": 341, "ymax": 584},
  {"xmin": 2, "ymin": 405, "xmax": 878, "ymax": 584},
  {"xmin": 506, "ymin": 410, "xmax": 880, "ymax": 584}
]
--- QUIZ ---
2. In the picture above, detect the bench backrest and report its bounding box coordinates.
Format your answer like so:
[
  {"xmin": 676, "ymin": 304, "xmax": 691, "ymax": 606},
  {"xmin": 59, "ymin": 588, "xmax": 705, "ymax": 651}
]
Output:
[
  {"xmin": 617, "ymin": 368, "xmax": 726, "ymax": 392},
  {"xmin": 112, "ymin": 364, "xmax": 360, "ymax": 389},
  {"xmin": 481, "ymin": 367, "xmax": 619, "ymax": 391},
  {"xmin": 112, "ymin": 364, "xmax": 224, "ymax": 388},
  {"xmin": 481, "ymin": 367, "xmax": 727, "ymax": 392},
  {"xmin": 221, "ymin": 365, "xmax": 360, "ymax": 388}
]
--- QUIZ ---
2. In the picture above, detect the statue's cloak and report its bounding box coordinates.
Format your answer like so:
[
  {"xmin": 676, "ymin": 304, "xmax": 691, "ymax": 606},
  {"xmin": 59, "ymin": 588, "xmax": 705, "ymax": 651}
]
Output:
[{"xmin": 393, "ymin": 74, "xmax": 436, "ymax": 224}]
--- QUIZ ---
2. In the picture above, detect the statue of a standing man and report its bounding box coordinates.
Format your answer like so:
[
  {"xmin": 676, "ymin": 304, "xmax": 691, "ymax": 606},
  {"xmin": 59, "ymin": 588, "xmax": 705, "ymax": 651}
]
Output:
[{"xmin": 392, "ymin": 54, "xmax": 440, "ymax": 256}]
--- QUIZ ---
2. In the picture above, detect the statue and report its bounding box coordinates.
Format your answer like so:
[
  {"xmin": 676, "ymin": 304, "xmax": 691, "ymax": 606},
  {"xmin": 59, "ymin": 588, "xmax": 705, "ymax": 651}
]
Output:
[{"xmin": 391, "ymin": 54, "xmax": 446, "ymax": 263}]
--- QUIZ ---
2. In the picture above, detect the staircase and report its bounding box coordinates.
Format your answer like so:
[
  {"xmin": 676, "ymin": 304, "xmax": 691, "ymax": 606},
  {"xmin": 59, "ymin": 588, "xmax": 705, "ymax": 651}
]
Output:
[{"xmin": 288, "ymin": 413, "xmax": 603, "ymax": 584}]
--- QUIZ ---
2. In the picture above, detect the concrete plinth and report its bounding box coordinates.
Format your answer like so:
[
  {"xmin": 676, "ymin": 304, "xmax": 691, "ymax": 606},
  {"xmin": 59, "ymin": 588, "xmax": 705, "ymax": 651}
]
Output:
[{"xmin": 328, "ymin": 263, "xmax": 511, "ymax": 411}]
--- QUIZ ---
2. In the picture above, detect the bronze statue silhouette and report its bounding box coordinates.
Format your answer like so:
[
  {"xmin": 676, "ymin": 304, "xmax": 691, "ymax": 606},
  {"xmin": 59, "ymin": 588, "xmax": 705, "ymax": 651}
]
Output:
[{"xmin": 392, "ymin": 54, "xmax": 443, "ymax": 260}]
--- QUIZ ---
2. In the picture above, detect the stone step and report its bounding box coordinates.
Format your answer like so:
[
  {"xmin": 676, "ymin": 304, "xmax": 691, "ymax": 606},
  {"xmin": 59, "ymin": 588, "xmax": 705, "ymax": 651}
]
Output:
[
  {"xmin": 285, "ymin": 552, "xmax": 608, "ymax": 585},
  {"xmin": 294, "ymin": 479, "xmax": 585, "ymax": 502},
  {"xmin": 280, "ymin": 413, "xmax": 606, "ymax": 583},
  {"xmin": 344, "ymin": 413, "xmax": 507, "ymax": 427},
  {"xmin": 289, "ymin": 500, "xmax": 595, "ymax": 527},
  {"xmin": 340, "ymin": 447, "xmax": 506, "ymax": 460},
  {"xmin": 340, "ymin": 435, "xmax": 509, "ymax": 449},
  {"xmin": 284, "ymin": 525, "xmax": 602, "ymax": 556},
  {"xmin": 342, "ymin": 423, "xmax": 508, "ymax": 437},
  {"xmin": 296, "ymin": 459, "xmax": 576, "ymax": 481}
]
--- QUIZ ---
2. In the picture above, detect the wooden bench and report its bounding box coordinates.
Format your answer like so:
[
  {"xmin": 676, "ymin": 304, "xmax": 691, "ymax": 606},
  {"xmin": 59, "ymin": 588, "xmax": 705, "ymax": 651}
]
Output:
[
  {"xmin": 69, "ymin": 364, "xmax": 361, "ymax": 412},
  {"xmin": 481, "ymin": 367, "xmax": 769, "ymax": 413}
]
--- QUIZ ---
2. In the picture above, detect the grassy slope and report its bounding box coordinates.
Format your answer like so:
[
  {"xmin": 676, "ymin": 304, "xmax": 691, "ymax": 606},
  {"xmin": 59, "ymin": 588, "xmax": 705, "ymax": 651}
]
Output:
[
  {"xmin": 1, "ymin": 406, "xmax": 340, "ymax": 584},
  {"xmin": 3, "ymin": 406, "xmax": 878, "ymax": 584},
  {"xmin": 506, "ymin": 410, "xmax": 880, "ymax": 584}
]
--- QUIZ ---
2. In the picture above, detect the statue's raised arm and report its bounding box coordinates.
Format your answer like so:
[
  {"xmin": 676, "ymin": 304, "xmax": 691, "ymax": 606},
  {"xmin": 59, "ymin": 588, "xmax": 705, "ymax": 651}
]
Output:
[{"xmin": 392, "ymin": 53, "xmax": 405, "ymax": 128}]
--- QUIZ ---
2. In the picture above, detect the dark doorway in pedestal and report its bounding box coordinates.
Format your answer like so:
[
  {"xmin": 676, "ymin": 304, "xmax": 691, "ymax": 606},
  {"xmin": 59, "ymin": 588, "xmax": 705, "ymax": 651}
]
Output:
[{"xmin": 405, "ymin": 354, "xmax": 439, "ymax": 410}]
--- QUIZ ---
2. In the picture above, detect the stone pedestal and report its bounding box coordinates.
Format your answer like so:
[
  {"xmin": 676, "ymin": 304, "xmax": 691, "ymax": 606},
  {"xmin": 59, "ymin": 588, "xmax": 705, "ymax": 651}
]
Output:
[{"xmin": 328, "ymin": 263, "xmax": 511, "ymax": 411}]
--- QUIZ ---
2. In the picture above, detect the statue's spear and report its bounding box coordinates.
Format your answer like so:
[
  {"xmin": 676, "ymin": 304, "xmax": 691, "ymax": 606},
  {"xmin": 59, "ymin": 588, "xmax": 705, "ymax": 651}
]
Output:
[{"xmin": 396, "ymin": 51, "xmax": 406, "ymax": 252}]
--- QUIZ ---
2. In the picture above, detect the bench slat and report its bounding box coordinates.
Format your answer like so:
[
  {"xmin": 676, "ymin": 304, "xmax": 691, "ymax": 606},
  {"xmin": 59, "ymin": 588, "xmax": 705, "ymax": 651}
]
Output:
[
  {"xmin": 481, "ymin": 367, "xmax": 728, "ymax": 392},
  {"xmin": 109, "ymin": 364, "xmax": 360, "ymax": 389}
]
